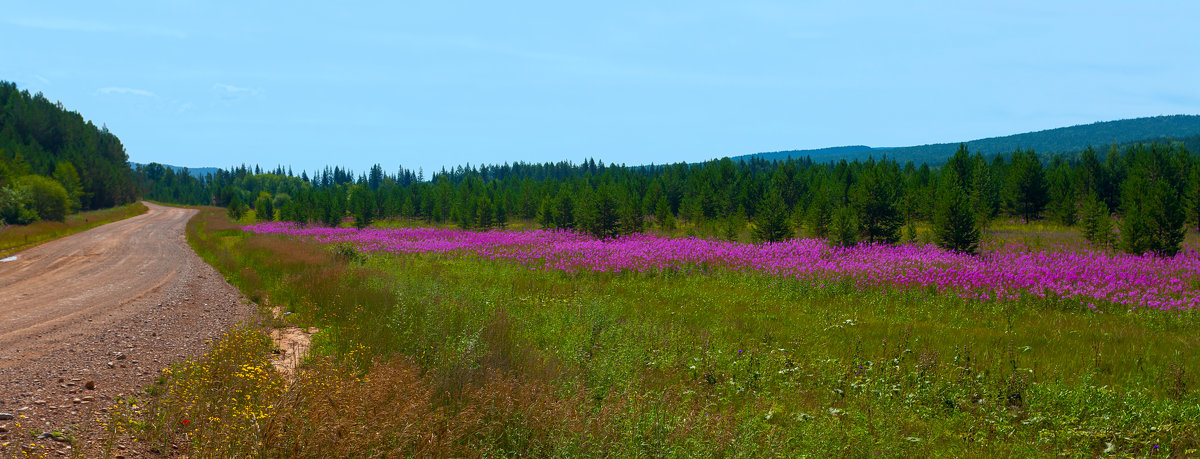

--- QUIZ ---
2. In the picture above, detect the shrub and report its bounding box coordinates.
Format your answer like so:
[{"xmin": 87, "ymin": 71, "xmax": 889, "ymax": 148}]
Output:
[{"xmin": 16, "ymin": 174, "xmax": 70, "ymax": 222}]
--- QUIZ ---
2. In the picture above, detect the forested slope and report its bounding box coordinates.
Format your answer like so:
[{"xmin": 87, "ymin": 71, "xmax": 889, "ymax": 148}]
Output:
[
  {"xmin": 736, "ymin": 115, "xmax": 1200, "ymax": 165},
  {"xmin": 1, "ymin": 81, "xmax": 136, "ymax": 223}
]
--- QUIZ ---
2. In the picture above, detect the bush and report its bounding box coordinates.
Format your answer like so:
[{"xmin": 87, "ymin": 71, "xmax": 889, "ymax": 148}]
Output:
[
  {"xmin": 15, "ymin": 174, "xmax": 70, "ymax": 222},
  {"xmin": 0, "ymin": 184, "xmax": 37, "ymax": 224}
]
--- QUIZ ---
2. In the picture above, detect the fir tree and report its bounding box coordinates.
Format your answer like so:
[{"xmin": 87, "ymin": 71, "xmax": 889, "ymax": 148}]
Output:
[
  {"xmin": 1006, "ymin": 149, "xmax": 1049, "ymax": 222},
  {"xmin": 830, "ymin": 206, "xmax": 859, "ymax": 247},
  {"xmin": 654, "ymin": 196, "xmax": 675, "ymax": 230},
  {"xmin": 806, "ymin": 192, "xmax": 832, "ymax": 238},
  {"xmin": 933, "ymin": 168, "xmax": 980, "ymax": 255},
  {"xmin": 227, "ymin": 193, "xmax": 246, "ymax": 221},
  {"xmin": 752, "ymin": 190, "xmax": 794, "ymax": 243},
  {"xmin": 1079, "ymin": 192, "xmax": 1113, "ymax": 249},
  {"xmin": 349, "ymin": 185, "xmax": 375, "ymax": 229},
  {"xmin": 1120, "ymin": 175, "xmax": 1185, "ymax": 257},
  {"xmin": 850, "ymin": 163, "xmax": 903, "ymax": 244},
  {"xmin": 255, "ymin": 192, "xmax": 275, "ymax": 222}
]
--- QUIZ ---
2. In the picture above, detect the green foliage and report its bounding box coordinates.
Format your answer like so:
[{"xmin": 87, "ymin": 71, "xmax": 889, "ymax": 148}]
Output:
[
  {"xmin": 653, "ymin": 195, "xmax": 675, "ymax": 230},
  {"xmin": 0, "ymin": 81, "xmax": 136, "ymax": 209},
  {"xmin": 586, "ymin": 185, "xmax": 621, "ymax": 239},
  {"xmin": 968, "ymin": 154, "xmax": 998, "ymax": 225},
  {"xmin": 850, "ymin": 161, "xmax": 903, "ymax": 244},
  {"xmin": 349, "ymin": 185, "xmax": 375, "ymax": 229},
  {"xmin": 15, "ymin": 174, "xmax": 70, "ymax": 222},
  {"xmin": 1118, "ymin": 143, "xmax": 1188, "ymax": 257},
  {"xmin": 0, "ymin": 183, "xmax": 37, "ymax": 224},
  {"xmin": 806, "ymin": 191, "xmax": 833, "ymax": 238},
  {"xmin": 254, "ymin": 192, "xmax": 275, "ymax": 222},
  {"xmin": 227, "ymin": 193, "xmax": 247, "ymax": 221},
  {"xmin": 52, "ymin": 161, "xmax": 83, "ymax": 212},
  {"xmin": 1079, "ymin": 192, "xmax": 1113, "ymax": 249},
  {"xmin": 1045, "ymin": 156, "xmax": 1077, "ymax": 226},
  {"xmin": 751, "ymin": 190, "xmax": 793, "ymax": 243},
  {"xmin": 830, "ymin": 206, "xmax": 859, "ymax": 247},
  {"xmin": 1006, "ymin": 149, "xmax": 1049, "ymax": 223},
  {"xmin": 933, "ymin": 168, "xmax": 980, "ymax": 255}
]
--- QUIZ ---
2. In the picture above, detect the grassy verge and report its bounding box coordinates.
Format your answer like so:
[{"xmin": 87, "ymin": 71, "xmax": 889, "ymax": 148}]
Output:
[
  {"xmin": 111, "ymin": 207, "xmax": 1200, "ymax": 456},
  {"xmin": 0, "ymin": 202, "xmax": 149, "ymax": 257}
]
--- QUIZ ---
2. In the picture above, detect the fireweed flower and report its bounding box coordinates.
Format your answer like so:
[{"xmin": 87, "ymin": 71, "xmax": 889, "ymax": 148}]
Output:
[{"xmin": 243, "ymin": 222, "xmax": 1200, "ymax": 310}]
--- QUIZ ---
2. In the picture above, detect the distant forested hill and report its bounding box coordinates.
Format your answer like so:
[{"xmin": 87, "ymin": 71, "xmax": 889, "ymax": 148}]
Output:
[
  {"xmin": 734, "ymin": 115, "xmax": 1200, "ymax": 165},
  {"xmin": 130, "ymin": 162, "xmax": 220, "ymax": 179},
  {"xmin": 0, "ymin": 81, "xmax": 136, "ymax": 210}
]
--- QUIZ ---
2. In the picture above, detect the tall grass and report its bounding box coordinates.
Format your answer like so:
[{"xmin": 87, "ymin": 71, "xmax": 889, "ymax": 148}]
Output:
[
  {"xmin": 0, "ymin": 202, "xmax": 148, "ymax": 256},
  {"xmin": 112, "ymin": 207, "xmax": 1200, "ymax": 457}
]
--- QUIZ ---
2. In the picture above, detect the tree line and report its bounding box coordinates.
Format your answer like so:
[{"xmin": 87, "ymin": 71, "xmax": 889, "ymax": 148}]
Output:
[
  {"xmin": 135, "ymin": 140, "xmax": 1198, "ymax": 257},
  {"xmin": 0, "ymin": 81, "xmax": 137, "ymax": 224}
]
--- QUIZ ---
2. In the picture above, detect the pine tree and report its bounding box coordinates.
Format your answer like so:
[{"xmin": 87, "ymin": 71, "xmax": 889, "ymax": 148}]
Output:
[
  {"xmin": 493, "ymin": 199, "xmax": 507, "ymax": 229},
  {"xmin": 538, "ymin": 197, "xmax": 556, "ymax": 229},
  {"xmin": 831, "ymin": 206, "xmax": 859, "ymax": 247},
  {"xmin": 229, "ymin": 192, "xmax": 248, "ymax": 221},
  {"xmin": 589, "ymin": 186, "xmax": 620, "ymax": 239},
  {"xmin": 1079, "ymin": 192, "xmax": 1112, "ymax": 249},
  {"xmin": 850, "ymin": 163, "xmax": 903, "ymax": 244},
  {"xmin": 554, "ymin": 191, "xmax": 575, "ymax": 230},
  {"xmin": 1119, "ymin": 145, "xmax": 1187, "ymax": 257},
  {"xmin": 1006, "ymin": 149, "xmax": 1049, "ymax": 222},
  {"xmin": 349, "ymin": 185, "xmax": 374, "ymax": 229},
  {"xmin": 255, "ymin": 192, "xmax": 275, "ymax": 222},
  {"xmin": 968, "ymin": 156, "xmax": 996, "ymax": 227},
  {"xmin": 806, "ymin": 192, "xmax": 832, "ymax": 238},
  {"xmin": 476, "ymin": 196, "xmax": 493, "ymax": 229},
  {"xmin": 1120, "ymin": 175, "xmax": 1185, "ymax": 257},
  {"xmin": 752, "ymin": 190, "xmax": 794, "ymax": 243},
  {"xmin": 654, "ymin": 196, "xmax": 675, "ymax": 230},
  {"xmin": 933, "ymin": 168, "xmax": 980, "ymax": 255},
  {"xmin": 1045, "ymin": 157, "xmax": 1077, "ymax": 226}
]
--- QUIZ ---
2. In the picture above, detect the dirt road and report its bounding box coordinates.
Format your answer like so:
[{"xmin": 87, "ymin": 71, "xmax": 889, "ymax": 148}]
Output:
[{"xmin": 0, "ymin": 202, "xmax": 253, "ymax": 453}]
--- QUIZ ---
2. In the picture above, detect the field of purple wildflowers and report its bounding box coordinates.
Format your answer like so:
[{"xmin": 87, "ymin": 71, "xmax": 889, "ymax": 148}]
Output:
[{"xmin": 245, "ymin": 222, "xmax": 1200, "ymax": 311}]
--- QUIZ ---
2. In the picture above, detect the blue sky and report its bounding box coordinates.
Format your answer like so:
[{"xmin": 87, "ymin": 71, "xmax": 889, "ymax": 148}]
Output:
[{"xmin": 2, "ymin": 1, "xmax": 1198, "ymax": 175}]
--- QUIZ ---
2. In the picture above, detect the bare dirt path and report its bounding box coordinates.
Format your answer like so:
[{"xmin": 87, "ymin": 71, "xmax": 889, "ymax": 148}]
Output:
[{"xmin": 0, "ymin": 202, "xmax": 254, "ymax": 455}]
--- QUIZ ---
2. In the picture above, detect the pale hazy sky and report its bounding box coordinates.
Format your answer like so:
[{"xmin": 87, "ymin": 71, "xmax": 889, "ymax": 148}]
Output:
[{"xmin": 3, "ymin": 1, "xmax": 1198, "ymax": 175}]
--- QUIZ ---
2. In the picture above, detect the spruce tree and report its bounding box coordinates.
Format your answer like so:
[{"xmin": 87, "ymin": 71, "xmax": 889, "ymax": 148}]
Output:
[
  {"xmin": 806, "ymin": 192, "xmax": 833, "ymax": 238},
  {"xmin": 537, "ymin": 198, "xmax": 556, "ymax": 229},
  {"xmin": 1120, "ymin": 175, "xmax": 1185, "ymax": 257},
  {"xmin": 349, "ymin": 185, "xmax": 375, "ymax": 229},
  {"xmin": 654, "ymin": 196, "xmax": 675, "ymax": 230},
  {"xmin": 1079, "ymin": 192, "xmax": 1113, "ymax": 249},
  {"xmin": 850, "ymin": 163, "xmax": 903, "ymax": 244},
  {"xmin": 933, "ymin": 168, "xmax": 981, "ymax": 255},
  {"xmin": 969, "ymin": 157, "xmax": 995, "ymax": 227},
  {"xmin": 255, "ymin": 192, "xmax": 275, "ymax": 222},
  {"xmin": 1006, "ymin": 149, "xmax": 1049, "ymax": 222},
  {"xmin": 589, "ymin": 186, "xmax": 620, "ymax": 239},
  {"xmin": 476, "ymin": 196, "xmax": 493, "ymax": 229},
  {"xmin": 831, "ymin": 206, "xmax": 859, "ymax": 247},
  {"xmin": 752, "ymin": 190, "xmax": 794, "ymax": 243}
]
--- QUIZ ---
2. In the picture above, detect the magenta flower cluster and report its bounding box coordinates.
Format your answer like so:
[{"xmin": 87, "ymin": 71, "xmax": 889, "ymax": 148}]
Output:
[{"xmin": 243, "ymin": 222, "xmax": 1200, "ymax": 310}]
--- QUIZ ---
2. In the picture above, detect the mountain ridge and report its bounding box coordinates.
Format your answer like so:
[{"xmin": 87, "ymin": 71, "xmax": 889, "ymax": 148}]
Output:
[{"xmin": 730, "ymin": 114, "xmax": 1200, "ymax": 164}]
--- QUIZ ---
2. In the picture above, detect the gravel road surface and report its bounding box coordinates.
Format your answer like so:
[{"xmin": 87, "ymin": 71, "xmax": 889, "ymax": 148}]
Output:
[{"xmin": 0, "ymin": 202, "xmax": 254, "ymax": 455}]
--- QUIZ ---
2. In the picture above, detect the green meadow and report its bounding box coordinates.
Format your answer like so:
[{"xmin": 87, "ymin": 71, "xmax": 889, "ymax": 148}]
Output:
[{"xmin": 103, "ymin": 208, "xmax": 1200, "ymax": 457}]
